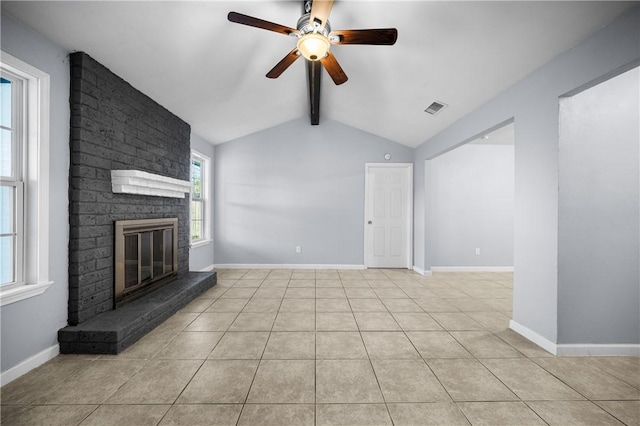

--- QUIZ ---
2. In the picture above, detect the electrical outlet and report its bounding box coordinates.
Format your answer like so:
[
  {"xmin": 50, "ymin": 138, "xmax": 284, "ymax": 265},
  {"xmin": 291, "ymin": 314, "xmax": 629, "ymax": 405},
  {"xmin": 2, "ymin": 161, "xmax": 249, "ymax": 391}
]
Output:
[
  {"xmin": 296, "ymin": 246, "xmax": 301, "ymax": 253},
  {"xmin": 475, "ymin": 248, "xmax": 481, "ymax": 256}
]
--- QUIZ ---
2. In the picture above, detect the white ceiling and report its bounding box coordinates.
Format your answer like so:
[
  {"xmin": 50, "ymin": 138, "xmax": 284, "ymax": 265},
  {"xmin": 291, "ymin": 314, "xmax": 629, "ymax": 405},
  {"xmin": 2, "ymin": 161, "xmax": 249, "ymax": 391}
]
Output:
[{"xmin": 1, "ymin": 1, "xmax": 634, "ymax": 147}]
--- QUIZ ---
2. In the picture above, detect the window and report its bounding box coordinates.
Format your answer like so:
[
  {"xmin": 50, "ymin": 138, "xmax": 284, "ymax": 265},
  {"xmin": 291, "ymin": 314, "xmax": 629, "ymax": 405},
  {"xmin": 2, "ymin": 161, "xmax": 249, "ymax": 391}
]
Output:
[
  {"xmin": 190, "ymin": 150, "xmax": 211, "ymax": 247},
  {"xmin": 0, "ymin": 51, "xmax": 52, "ymax": 306},
  {"xmin": 1, "ymin": 72, "xmax": 24, "ymax": 289}
]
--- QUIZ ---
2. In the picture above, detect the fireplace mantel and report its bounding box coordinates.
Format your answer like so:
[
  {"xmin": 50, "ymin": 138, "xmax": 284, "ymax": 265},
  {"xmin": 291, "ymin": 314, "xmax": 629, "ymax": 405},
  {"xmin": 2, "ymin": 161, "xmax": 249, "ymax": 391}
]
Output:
[{"xmin": 111, "ymin": 170, "xmax": 191, "ymax": 198}]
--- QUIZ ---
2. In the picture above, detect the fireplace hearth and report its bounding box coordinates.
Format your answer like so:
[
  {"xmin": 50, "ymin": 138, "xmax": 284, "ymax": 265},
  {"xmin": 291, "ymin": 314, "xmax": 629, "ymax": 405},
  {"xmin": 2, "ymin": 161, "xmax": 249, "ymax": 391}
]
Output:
[{"xmin": 58, "ymin": 271, "xmax": 216, "ymax": 354}]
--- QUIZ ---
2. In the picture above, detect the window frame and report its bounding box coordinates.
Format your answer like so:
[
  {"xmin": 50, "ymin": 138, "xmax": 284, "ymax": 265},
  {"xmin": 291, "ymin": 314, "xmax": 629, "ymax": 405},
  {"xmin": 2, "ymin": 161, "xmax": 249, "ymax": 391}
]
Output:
[
  {"xmin": 1, "ymin": 71, "xmax": 25, "ymax": 289},
  {"xmin": 189, "ymin": 149, "xmax": 211, "ymax": 248},
  {"xmin": 0, "ymin": 51, "xmax": 52, "ymax": 306}
]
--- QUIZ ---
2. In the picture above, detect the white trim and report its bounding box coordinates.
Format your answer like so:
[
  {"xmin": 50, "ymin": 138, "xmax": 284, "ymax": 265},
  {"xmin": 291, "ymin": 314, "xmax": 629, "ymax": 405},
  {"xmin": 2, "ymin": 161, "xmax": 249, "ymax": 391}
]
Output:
[
  {"xmin": 214, "ymin": 264, "xmax": 366, "ymax": 270},
  {"xmin": 510, "ymin": 319, "xmax": 640, "ymax": 357},
  {"xmin": 556, "ymin": 344, "xmax": 640, "ymax": 356},
  {"xmin": 189, "ymin": 150, "xmax": 211, "ymax": 244},
  {"xmin": 190, "ymin": 239, "xmax": 212, "ymax": 249},
  {"xmin": 0, "ymin": 280, "xmax": 53, "ymax": 307},
  {"xmin": 0, "ymin": 50, "xmax": 51, "ymax": 303},
  {"xmin": 412, "ymin": 265, "xmax": 432, "ymax": 276},
  {"xmin": 0, "ymin": 344, "xmax": 59, "ymax": 386},
  {"xmin": 111, "ymin": 170, "xmax": 191, "ymax": 198},
  {"xmin": 509, "ymin": 319, "xmax": 558, "ymax": 355},
  {"xmin": 199, "ymin": 264, "xmax": 215, "ymax": 272},
  {"xmin": 432, "ymin": 266, "xmax": 514, "ymax": 272},
  {"xmin": 364, "ymin": 163, "xmax": 413, "ymax": 269}
]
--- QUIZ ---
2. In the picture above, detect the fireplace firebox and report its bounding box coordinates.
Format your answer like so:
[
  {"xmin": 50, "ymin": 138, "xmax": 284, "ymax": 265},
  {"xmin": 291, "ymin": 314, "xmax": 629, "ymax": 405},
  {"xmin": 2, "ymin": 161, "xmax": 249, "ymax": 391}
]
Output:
[{"xmin": 114, "ymin": 218, "xmax": 178, "ymax": 306}]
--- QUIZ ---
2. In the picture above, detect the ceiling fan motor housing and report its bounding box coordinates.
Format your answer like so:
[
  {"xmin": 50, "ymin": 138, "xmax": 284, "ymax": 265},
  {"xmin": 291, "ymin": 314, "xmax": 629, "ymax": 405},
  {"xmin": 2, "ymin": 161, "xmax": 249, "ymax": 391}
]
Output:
[{"xmin": 297, "ymin": 13, "xmax": 331, "ymax": 37}]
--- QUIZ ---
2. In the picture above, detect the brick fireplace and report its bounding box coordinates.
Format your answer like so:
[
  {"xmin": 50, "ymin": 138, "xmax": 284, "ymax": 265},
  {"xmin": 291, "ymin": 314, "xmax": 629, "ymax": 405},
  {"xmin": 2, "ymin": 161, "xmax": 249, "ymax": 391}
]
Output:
[{"xmin": 59, "ymin": 52, "xmax": 215, "ymax": 354}]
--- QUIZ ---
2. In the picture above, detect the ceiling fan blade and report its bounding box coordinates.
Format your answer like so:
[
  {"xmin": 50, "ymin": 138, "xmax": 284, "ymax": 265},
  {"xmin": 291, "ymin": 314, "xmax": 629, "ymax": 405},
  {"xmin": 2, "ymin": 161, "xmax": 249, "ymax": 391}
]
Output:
[
  {"xmin": 307, "ymin": 60, "xmax": 321, "ymax": 125},
  {"xmin": 228, "ymin": 11, "xmax": 298, "ymax": 36},
  {"xmin": 309, "ymin": 0, "xmax": 334, "ymax": 30},
  {"xmin": 330, "ymin": 28, "xmax": 398, "ymax": 45},
  {"xmin": 266, "ymin": 48, "xmax": 301, "ymax": 79},
  {"xmin": 320, "ymin": 50, "xmax": 348, "ymax": 85}
]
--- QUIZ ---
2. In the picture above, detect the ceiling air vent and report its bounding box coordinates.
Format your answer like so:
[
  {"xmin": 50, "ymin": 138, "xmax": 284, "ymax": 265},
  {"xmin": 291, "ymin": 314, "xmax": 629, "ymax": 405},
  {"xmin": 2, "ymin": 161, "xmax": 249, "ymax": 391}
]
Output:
[{"xmin": 424, "ymin": 101, "xmax": 447, "ymax": 115}]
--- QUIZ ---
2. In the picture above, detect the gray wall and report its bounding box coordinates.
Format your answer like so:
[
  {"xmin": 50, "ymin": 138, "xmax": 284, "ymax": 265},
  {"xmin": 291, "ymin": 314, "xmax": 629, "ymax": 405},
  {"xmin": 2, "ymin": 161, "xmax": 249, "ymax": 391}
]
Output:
[
  {"xmin": 1, "ymin": 13, "xmax": 70, "ymax": 373},
  {"xmin": 558, "ymin": 67, "xmax": 639, "ymax": 344},
  {"xmin": 189, "ymin": 133, "xmax": 215, "ymax": 271},
  {"xmin": 428, "ymin": 143, "xmax": 514, "ymax": 267},
  {"xmin": 413, "ymin": 6, "xmax": 640, "ymax": 343},
  {"xmin": 214, "ymin": 118, "xmax": 414, "ymax": 266}
]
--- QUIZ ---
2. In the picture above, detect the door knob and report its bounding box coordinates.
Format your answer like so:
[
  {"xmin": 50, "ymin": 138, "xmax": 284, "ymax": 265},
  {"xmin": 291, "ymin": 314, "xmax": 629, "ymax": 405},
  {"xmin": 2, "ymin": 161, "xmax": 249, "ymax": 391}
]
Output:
[{"xmin": 368, "ymin": 220, "xmax": 373, "ymax": 224}]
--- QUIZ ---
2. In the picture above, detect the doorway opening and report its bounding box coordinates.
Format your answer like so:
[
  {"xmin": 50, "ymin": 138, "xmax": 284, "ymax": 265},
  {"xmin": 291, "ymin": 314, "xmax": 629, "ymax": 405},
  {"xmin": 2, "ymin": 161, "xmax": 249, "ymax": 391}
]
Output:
[{"xmin": 427, "ymin": 122, "xmax": 515, "ymax": 271}]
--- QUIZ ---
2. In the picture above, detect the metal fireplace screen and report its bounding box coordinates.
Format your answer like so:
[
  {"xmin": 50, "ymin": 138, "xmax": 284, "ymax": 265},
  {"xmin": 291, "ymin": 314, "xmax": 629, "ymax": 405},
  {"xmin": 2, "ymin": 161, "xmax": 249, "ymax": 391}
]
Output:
[{"xmin": 114, "ymin": 218, "xmax": 178, "ymax": 306}]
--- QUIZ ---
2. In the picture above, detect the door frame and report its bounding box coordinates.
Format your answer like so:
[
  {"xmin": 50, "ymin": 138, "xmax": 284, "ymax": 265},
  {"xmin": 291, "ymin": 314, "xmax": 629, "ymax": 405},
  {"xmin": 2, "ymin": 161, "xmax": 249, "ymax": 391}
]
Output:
[{"xmin": 364, "ymin": 163, "xmax": 413, "ymax": 269}]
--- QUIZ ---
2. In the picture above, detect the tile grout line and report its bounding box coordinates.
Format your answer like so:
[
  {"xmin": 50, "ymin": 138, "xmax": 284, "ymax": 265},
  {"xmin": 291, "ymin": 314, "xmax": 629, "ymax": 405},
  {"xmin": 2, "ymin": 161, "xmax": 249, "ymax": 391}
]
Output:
[
  {"xmin": 314, "ymin": 273, "xmax": 317, "ymax": 426},
  {"xmin": 352, "ymin": 273, "xmax": 398, "ymax": 425},
  {"xmin": 395, "ymin": 286, "xmax": 474, "ymax": 426},
  {"xmin": 162, "ymin": 273, "xmax": 246, "ymax": 425},
  {"xmin": 230, "ymin": 270, "xmax": 257, "ymax": 426}
]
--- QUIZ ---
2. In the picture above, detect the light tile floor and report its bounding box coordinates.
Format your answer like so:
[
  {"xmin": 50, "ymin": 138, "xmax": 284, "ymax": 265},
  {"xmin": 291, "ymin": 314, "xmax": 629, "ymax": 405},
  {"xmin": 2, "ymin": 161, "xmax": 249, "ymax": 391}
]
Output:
[{"xmin": 1, "ymin": 270, "xmax": 639, "ymax": 425}]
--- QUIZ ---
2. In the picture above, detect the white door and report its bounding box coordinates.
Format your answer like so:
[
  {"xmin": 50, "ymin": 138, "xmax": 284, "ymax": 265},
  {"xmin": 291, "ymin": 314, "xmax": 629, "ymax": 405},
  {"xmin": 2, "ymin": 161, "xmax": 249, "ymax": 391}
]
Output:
[{"xmin": 364, "ymin": 163, "xmax": 413, "ymax": 268}]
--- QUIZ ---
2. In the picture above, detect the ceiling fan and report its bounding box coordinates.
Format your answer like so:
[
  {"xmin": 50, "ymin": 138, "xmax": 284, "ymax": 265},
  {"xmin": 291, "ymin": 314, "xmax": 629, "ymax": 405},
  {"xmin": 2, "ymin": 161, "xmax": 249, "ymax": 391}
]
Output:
[{"xmin": 228, "ymin": 0, "xmax": 398, "ymax": 125}]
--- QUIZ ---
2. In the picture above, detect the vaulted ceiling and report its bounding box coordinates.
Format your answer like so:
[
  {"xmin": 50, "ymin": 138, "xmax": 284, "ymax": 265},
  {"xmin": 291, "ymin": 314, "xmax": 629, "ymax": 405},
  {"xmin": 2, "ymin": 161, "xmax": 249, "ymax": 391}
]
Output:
[{"xmin": 1, "ymin": 1, "xmax": 634, "ymax": 147}]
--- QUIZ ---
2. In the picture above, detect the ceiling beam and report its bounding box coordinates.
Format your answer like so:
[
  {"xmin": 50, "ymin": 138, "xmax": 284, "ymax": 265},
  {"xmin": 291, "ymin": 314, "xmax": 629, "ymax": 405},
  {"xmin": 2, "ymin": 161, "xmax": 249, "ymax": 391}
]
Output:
[{"xmin": 307, "ymin": 60, "xmax": 321, "ymax": 125}]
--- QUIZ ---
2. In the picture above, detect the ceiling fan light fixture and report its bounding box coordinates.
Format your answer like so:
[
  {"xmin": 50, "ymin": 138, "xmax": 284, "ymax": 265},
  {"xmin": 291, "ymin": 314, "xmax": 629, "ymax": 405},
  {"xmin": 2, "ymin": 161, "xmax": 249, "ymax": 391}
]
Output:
[{"xmin": 297, "ymin": 33, "xmax": 330, "ymax": 61}]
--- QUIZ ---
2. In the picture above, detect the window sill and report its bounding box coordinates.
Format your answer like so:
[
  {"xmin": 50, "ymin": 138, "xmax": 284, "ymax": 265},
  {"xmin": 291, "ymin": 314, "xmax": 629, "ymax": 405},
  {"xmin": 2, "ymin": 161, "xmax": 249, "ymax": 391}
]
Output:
[
  {"xmin": 0, "ymin": 280, "xmax": 54, "ymax": 307},
  {"xmin": 190, "ymin": 239, "xmax": 212, "ymax": 249}
]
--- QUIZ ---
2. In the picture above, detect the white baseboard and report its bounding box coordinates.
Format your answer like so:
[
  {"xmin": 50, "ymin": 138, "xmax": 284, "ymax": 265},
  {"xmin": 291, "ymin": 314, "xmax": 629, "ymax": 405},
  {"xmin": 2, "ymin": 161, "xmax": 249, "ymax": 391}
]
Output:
[
  {"xmin": 412, "ymin": 266, "xmax": 432, "ymax": 276},
  {"xmin": 509, "ymin": 320, "xmax": 558, "ymax": 355},
  {"xmin": 432, "ymin": 266, "xmax": 514, "ymax": 272},
  {"xmin": 214, "ymin": 264, "xmax": 366, "ymax": 270},
  {"xmin": 199, "ymin": 264, "xmax": 215, "ymax": 272},
  {"xmin": 509, "ymin": 320, "xmax": 639, "ymax": 356},
  {"xmin": 556, "ymin": 344, "xmax": 640, "ymax": 356},
  {"xmin": 1, "ymin": 344, "xmax": 59, "ymax": 387}
]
